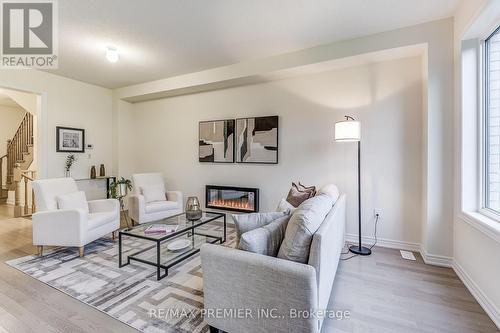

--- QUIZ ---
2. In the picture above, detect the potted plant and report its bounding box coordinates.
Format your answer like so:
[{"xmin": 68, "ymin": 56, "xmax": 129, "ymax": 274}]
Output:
[
  {"xmin": 108, "ymin": 177, "xmax": 133, "ymax": 198},
  {"xmin": 64, "ymin": 154, "xmax": 77, "ymax": 177}
]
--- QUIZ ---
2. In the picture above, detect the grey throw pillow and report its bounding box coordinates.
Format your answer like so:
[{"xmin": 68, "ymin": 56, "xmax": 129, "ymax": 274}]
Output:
[
  {"xmin": 239, "ymin": 215, "xmax": 290, "ymax": 257},
  {"xmin": 277, "ymin": 194, "xmax": 334, "ymax": 263},
  {"xmin": 232, "ymin": 211, "xmax": 288, "ymax": 247}
]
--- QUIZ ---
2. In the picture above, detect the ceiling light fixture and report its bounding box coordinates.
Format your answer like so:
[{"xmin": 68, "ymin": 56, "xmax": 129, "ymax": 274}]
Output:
[{"xmin": 105, "ymin": 47, "xmax": 119, "ymax": 63}]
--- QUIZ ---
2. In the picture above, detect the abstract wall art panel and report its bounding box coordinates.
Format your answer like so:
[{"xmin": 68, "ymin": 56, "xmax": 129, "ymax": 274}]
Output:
[
  {"xmin": 236, "ymin": 116, "xmax": 278, "ymax": 164},
  {"xmin": 199, "ymin": 119, "xmax": 235, "ymax": 163}
]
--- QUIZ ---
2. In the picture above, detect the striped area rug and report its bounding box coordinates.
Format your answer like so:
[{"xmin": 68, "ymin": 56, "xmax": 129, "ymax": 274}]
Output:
[{"xmin": 7, "ymin": 222, "xmax": 235, "ymax": 333}]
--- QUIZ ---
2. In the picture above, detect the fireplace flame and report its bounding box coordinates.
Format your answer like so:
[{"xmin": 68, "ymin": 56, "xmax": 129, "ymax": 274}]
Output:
[{"xmin": 209, "ymin": 199, "xmax": 254, "ymax": 211}]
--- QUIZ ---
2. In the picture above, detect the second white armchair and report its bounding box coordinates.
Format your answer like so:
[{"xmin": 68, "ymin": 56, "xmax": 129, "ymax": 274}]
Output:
[{"xmin": 128, "ymin": 173, "xmax": 183, "ymax": 224}]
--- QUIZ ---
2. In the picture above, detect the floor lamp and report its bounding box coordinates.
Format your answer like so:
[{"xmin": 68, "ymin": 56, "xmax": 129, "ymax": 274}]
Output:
[{"xmin": 335, "ymin": 116, "xmax": 371, "ymax": 256}]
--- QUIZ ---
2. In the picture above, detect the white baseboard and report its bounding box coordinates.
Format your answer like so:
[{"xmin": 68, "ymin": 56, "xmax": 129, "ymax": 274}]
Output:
[
  {"xmin": 344, "ymin": 234, "xmax": 454, "ymax": 267},
  {"xmin": 453, "ymin": 260, "xmax": 500, "ymax": 329},
  {"xmin": 419, "ymin": 246, "xmax": 454, "ymax": 268},
  {"xmin": 344, "ymin": 233, "xmax": 421, "ymax": 252}
]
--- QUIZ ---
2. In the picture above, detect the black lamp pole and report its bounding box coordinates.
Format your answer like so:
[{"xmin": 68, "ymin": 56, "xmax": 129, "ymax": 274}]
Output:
[{"xmin": 349, "ymin": 139, "xmax": 371, "ymax": 256}]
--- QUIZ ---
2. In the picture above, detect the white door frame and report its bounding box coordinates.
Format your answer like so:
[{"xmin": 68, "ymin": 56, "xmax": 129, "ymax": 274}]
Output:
[{"xmin": 0, "ymin": 84, "xmax": 48, "ymax": 179}]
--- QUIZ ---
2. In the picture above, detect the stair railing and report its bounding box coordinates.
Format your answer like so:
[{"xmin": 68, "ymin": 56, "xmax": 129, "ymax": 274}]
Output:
[{"xmin": 6, "ymin": 112, "xmax": 33, "ymax": 187}]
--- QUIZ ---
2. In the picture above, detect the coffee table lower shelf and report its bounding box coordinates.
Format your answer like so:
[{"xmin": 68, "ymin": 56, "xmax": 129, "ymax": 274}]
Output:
[{"xmin": 119, "ymin": 232, "xmax": 222, "ymax": 280}]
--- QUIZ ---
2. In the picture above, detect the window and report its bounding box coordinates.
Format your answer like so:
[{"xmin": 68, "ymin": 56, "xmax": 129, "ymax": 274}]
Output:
[{"xmin": 484, "ymin": 26, "xmax": 500, "ymax": 216}]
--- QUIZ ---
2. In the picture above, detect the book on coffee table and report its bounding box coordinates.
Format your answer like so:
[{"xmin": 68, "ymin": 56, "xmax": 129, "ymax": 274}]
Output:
[{"xmin": 144, "ymin": 224, "xmax": 178, "ymax": 235}]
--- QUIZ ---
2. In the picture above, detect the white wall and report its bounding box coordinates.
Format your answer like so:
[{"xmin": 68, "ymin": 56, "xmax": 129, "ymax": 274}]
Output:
[
  {"xmin": 0, "ymin": 105, "xmax": 25, "ymax": 184},
  {"xmin": 116, "ymin": 18, "xmax": 455, "ymax": 260},
  {"xmin": 0, "ymin": 105, "xmax": 25, "ymax": 155},
  {"xmin": 2, "ymin": 89, "xmax": 37, "ymax": 116},
  {"xmin": 113, "ymin": 98, "xmax": 136, "ymax": 178},
  {"xmin": 454, "ymin": 0, "xmax": 500, "ymax": 327},
  {"xmin": 120, "ymin": 56, "xmax": 423, "ymax": 246},
  {"xmin": 0, "ymin": 69, "xmax": 113, "ymax": 180}
]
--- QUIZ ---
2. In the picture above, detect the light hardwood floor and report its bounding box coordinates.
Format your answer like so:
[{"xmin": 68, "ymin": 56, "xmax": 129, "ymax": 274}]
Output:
[
  {"xmin": 323, "ymin": 246, "xmax": 498, "ymax": 332},
  {"xmin": 0, "ymin": 204, "xmax": 497, "ymax": 333},
  {"xmin": 0, "ymin": 205, "xmax": 136, "ymax": 333}
]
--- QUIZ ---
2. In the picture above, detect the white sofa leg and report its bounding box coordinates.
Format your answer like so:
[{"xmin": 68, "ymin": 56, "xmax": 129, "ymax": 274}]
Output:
[
  {"xmin": 79, "ymin": 246, "xmax": 84, "ymax": 257},
  {"xmin": 112, "ymin": 230, "xmax": 118, "ymax": 240},
  {"xmin": 37, "ymin": 245, "xmax": 43, "ymax": 256}
]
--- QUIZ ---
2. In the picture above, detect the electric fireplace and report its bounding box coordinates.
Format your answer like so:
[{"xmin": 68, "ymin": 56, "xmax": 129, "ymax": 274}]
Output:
[{"xmin": 205, "ymin": 185, "xmax": 259, "ymax": 213}]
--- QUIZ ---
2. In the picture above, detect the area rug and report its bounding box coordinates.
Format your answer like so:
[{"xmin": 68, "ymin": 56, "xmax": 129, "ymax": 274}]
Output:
[{"xmin": 7, "ymin": 222, "xmax": 235, "ymax": 333}]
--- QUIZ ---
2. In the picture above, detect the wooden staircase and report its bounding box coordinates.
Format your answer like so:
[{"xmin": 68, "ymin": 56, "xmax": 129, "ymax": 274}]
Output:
[{"xmin": 0, "ymin": 112, "xmax": 34, "ymax": 210}]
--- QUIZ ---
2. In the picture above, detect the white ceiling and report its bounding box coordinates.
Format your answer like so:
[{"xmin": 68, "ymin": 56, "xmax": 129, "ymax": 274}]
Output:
[{"xmin": 51, "ymin": 0, "xmax": 461, "ymax": 88}]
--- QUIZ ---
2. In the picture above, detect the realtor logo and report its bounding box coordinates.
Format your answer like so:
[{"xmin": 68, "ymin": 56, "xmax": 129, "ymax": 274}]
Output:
[{"xmin": 1, "ymin": 0, "xmax": 58, "ymax": 68}]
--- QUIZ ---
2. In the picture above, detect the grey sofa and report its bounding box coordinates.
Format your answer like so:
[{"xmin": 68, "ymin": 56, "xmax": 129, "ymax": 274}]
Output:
[{"xmin": 200, "ymin": 194, "xmax": 346, "ymax": 333}]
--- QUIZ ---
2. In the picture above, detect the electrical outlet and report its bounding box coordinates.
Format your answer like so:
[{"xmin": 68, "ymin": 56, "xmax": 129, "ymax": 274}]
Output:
[{"xmin": 374, "ymin": 208, "xmax": 382, "ymax": 219}]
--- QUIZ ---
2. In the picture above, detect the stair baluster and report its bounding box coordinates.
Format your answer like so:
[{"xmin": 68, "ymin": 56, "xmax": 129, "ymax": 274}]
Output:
[{"xmin": 6, "ymin": 113, "xmax": 34, "ymax": 190}]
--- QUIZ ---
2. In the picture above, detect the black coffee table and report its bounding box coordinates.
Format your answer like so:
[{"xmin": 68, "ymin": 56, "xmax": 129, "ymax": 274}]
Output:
[{"xmin": 118, "ymin": 211, "xmax": 226, "ymax": 280}]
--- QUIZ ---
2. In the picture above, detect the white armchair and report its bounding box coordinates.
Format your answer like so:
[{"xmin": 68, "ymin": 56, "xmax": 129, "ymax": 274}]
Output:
[
  {"xmin": 32, "ymin": 178, "xmax": 120, "ymax": 257},
  {"xmin": 128, "ymin": 173, "xmax": 183, "ymax": 224}
]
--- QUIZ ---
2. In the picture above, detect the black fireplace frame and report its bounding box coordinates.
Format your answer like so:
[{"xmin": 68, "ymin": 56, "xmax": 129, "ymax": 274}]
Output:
[{"xmin": 205, "ymin": 185, "xmax": 259, "ymax": 213}]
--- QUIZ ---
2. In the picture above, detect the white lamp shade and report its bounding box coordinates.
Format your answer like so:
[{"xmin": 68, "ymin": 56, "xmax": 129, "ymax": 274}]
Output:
[{"xmin": 335, "ymin": 120, "xmax": 361, "ymax": 142}]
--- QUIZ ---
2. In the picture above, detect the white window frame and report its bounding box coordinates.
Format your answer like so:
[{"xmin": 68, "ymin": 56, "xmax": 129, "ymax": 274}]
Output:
[{"xmin": 479, "ymin": 26, "xmax": 500, "ymax": 222}]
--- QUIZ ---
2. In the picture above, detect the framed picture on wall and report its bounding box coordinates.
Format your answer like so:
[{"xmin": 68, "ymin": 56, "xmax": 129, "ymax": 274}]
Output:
[
  {"xmin": 56, "ymin": 126, "xmax": 85, "ymax": 153},
  {"xmin": 236, "ymin": 116, "xmax": 278, "ymax": 164},
  {"xmin": 199, "ymin": 119, "xmax": 235, "ymax": 163}
]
